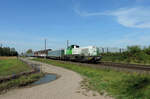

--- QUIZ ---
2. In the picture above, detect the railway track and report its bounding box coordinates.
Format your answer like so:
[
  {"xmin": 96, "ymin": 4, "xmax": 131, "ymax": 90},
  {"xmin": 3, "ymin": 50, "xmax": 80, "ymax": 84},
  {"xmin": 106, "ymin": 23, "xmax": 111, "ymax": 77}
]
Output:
[
  {"xmin": 54, "ymin": 60, "xmax": 150, "ymax": 73},
  {"xmin": 34, "ymin": 57, "xmax": 150, "ymax": 73},
  {"xmin": 99, "ymin": 62, "xmax": 150, "ymax": 71}
]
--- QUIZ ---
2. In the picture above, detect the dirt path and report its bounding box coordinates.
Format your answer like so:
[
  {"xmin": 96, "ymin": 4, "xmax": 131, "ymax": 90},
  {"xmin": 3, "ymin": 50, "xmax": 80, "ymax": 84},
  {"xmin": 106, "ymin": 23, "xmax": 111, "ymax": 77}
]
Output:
[{"xmin": 0, "ymin": 59, "xmax": 113, "ymax": 99}]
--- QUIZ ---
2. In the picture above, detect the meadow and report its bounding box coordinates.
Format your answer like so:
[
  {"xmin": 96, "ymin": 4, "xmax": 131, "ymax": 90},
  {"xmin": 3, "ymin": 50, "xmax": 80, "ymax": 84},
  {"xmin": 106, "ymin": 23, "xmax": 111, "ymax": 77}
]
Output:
[
  {"xmin": 33, "ymin": 58, "xmax": 150, "ymax": 99},
  {"xmin": 0, "ymin": 57, "xmax": 31, "ymax": 76},
  {"xmin": 0, "ymin": 57, "xmax": 43, "ymax": 93}
]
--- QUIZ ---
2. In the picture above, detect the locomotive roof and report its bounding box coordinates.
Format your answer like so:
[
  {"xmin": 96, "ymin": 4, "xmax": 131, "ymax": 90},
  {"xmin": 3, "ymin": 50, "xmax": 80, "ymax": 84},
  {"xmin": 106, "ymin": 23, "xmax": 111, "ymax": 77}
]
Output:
[{"xmin": 70, "ymin": 45, "xmax": 79, "ymax": 47}]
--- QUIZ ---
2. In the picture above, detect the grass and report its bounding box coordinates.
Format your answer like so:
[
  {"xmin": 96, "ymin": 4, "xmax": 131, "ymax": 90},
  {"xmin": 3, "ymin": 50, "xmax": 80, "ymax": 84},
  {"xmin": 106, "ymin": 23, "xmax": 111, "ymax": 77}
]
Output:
[
  {"xmin": 101, "ymin": 55, "xmax": 150, "ymax": 65},
  {"xmin": 0, "ymin": 57, "xmax": 32, "ymax": 76},
  {"xmin": 0, "ymin": 57, "xmax": 44, "ymax": 93},
  {"xmin": 0, "ymin": 73, "xmax": 44, "ymax": 93},
  {"xmin": 32, "ymin": 58, "xmax": 150, "ymax": 99}
]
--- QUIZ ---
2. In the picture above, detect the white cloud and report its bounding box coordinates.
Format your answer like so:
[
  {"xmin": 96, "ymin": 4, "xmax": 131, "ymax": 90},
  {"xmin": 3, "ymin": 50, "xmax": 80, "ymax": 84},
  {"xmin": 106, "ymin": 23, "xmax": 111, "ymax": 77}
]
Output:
[
  {"xmin": 136, "ymin": 0, "xmax": 148, "ymax": 3},
  {"xmin": 0, "ymin": 40, "xmax": 16, "ymax": 45},
  {"xmin": 108, "ymin": 33, "xmax": 150, "ymax": 47},
  {"xmin": 74, "ymin": 6, "xmax": 150, "ymax": 28},
  {"xmin": 112, "ymin": 7, "xmax": 150, "ymax": 28},
  {"xmin": 74, "ymin": 5, "xmax": 110, "ymax": 16}
]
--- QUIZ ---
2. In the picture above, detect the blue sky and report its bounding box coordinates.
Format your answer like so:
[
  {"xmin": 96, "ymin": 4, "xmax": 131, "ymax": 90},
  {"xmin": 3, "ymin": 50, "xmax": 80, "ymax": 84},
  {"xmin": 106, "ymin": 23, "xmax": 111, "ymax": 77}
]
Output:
[{"xmin": 0, "ymin": 0, "xmax": 150, "ymax": 52}]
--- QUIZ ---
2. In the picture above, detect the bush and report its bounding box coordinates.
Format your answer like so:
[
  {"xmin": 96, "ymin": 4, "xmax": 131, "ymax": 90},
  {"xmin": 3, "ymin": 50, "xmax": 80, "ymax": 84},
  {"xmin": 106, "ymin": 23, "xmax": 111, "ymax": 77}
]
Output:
[{"xmin": 101, "ymin": 45, "xmax": 150, "ymax": 64}]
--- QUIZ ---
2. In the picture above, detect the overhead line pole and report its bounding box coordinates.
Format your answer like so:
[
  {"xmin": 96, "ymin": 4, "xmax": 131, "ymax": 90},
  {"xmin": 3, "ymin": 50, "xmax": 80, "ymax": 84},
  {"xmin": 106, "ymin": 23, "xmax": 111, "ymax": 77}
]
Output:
[
  {"xmin": 44, "ymin": 39, "xmax": 47, "ymax": 59},
  {"xmin": 67, "ymin": 40, "xmax": 69, "ymax": 48}
]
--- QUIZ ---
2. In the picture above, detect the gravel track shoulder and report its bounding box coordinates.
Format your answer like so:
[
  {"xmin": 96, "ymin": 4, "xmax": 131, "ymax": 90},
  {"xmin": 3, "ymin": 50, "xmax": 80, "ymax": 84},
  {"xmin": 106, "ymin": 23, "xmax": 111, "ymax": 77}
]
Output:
[{"xmin": 0, "ymin": 59, "xmax": 113, "ymax": 99}]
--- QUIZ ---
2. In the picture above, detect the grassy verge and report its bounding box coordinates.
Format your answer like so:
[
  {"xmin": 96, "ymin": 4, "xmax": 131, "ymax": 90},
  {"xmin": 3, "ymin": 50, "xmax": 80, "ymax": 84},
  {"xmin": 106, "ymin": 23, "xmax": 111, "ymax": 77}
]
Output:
[
  {"xmin": 32, "ymin": 58, "xmax": 150, "ymax": 99},
  {"xmin": 101, "ymin": 55, "xmax": 150, "ymax": 65},
  {"xmin": 0, "ymin": 57, "xmax": 44, "ymax": 93},
  {"xmin": 0, "ymin": 73, "xmax": 44, "ymax": 94},
  {"xmin": 0, "ymin": 57, "xmax": 32, "ymax": 76}
]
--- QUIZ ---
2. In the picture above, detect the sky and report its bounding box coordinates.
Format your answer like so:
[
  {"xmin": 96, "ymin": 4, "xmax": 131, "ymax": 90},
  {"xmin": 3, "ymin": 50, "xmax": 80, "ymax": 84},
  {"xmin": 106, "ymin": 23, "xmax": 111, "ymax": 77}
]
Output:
[{"xmin": 0, "ymin": 0, "xmax": 150, "ymax": 53}]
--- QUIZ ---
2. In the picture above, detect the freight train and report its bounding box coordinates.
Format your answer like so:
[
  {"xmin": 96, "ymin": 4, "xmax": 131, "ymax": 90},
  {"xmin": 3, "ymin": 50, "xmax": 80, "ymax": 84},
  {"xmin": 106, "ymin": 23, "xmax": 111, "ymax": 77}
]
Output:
[{"xmin": 34, "ymin": 45, "xmax": 101, "ymax": 63}]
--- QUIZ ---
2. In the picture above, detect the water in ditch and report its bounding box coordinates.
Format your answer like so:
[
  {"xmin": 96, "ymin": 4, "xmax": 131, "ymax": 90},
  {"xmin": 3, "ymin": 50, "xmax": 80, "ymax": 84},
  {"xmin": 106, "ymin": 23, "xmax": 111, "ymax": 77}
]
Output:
[{"xmin": 32, "ymin": 74, "xmax": 57, "ymax": 85}]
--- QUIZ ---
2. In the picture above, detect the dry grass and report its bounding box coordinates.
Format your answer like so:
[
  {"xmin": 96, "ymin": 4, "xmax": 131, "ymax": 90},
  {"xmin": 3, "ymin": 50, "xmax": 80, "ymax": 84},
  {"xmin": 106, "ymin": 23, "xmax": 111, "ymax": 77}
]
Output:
[{"xmin": 0, "ymin": 56, "xmax": 17, "ymax": 60}]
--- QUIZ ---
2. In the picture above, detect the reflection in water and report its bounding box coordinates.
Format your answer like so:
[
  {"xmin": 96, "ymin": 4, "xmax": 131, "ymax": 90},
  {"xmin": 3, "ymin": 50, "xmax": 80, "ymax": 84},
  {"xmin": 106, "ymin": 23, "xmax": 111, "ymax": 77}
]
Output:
[{"xmin": 32, "ymin": 74, "xmax": 57, "ymax": 85}]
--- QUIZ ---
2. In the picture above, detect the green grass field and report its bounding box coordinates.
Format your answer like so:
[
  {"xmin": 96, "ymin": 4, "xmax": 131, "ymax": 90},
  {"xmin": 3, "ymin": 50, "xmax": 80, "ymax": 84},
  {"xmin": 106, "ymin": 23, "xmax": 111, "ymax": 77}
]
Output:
[
  {"xmin": 32, "ymin": 58, "xmax": 150, "ymax": 99},
  {"xmin": 0, "ymin": 57, "xmax": 43, "ymax": 93},
  {"xmin": 0, "ymin": 57, "xmax": 32, "ymax": 76}
]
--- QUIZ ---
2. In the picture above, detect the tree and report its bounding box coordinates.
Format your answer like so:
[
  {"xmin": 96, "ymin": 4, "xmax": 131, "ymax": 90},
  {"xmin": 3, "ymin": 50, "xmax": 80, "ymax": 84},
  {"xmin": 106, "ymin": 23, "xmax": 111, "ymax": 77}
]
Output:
[
  {"xmin": 143, "ymin": 46, "xmax": 150, "ymax": 55},
  {"xmin": 26, "ymin": 49, "xmax": 33, "ymax": 54},
  {"xmin": 0, "ymin": 47, "xmax": 18, "ymax": 56},
  {"xmin": 10, "ymin": 48, "xmax": 18, "ymax": 56},
  {"xmin": 127, "ymin": 45, "xmax": 141, "ymax": 54}
]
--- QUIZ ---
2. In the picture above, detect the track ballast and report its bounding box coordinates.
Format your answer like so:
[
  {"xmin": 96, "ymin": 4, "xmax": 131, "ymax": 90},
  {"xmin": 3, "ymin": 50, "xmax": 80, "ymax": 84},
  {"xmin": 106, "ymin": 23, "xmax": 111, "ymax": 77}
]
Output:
[{"xmin": 52, "ymin": 59, "xmax": 150, "ymax": 73}]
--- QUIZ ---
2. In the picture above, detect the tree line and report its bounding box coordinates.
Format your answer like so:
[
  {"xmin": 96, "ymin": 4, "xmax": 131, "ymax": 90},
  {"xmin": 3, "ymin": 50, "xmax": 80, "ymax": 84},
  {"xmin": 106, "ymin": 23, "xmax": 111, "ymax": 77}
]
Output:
[
  {"xmin": 0, "ymin": 47, "xmax": 18, "ymax": 56},
  {"xmin": 101, "ymin": 45, "xmax": 150, "ymax": 64}
]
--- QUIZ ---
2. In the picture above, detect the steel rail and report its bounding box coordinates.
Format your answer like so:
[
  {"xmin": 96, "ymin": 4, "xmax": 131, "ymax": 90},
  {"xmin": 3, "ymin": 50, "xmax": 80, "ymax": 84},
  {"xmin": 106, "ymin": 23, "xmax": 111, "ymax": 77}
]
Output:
[{"xmin": 53, "ymin": 59, "xmax": 150, "ymax": 72}]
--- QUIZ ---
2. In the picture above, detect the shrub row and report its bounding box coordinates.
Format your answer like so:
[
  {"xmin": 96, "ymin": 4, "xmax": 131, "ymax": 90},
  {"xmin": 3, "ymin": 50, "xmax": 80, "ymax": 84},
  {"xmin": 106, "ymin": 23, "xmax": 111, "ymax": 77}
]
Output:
[{"xmin": 101, "ymin": 45, "xmax": 150, "ymax": 64}]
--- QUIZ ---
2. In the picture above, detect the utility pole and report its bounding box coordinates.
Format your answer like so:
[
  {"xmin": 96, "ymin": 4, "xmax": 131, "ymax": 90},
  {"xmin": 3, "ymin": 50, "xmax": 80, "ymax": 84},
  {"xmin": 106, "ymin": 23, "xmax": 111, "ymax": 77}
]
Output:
[
  {"xmin": 102, "ymin": 48, "xmax": 104, "ymax": 53},
  {"xmin": 44, "ymin": 39, "xmax": 47, "ymax": 59},
  {"xmin": 120, "ymin": 48, "xmax": 122, "ymax": 53},
  {"xmin": 0, "ymin": 43, "xmax": 2, "ymax": 48},
  {"xmin": 107, "ymin": 48, "xmax": 109, "ymax": 53},
  {"xmin": 67, "ymin": 40, "xmax": 69, "ymax": 48}
]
